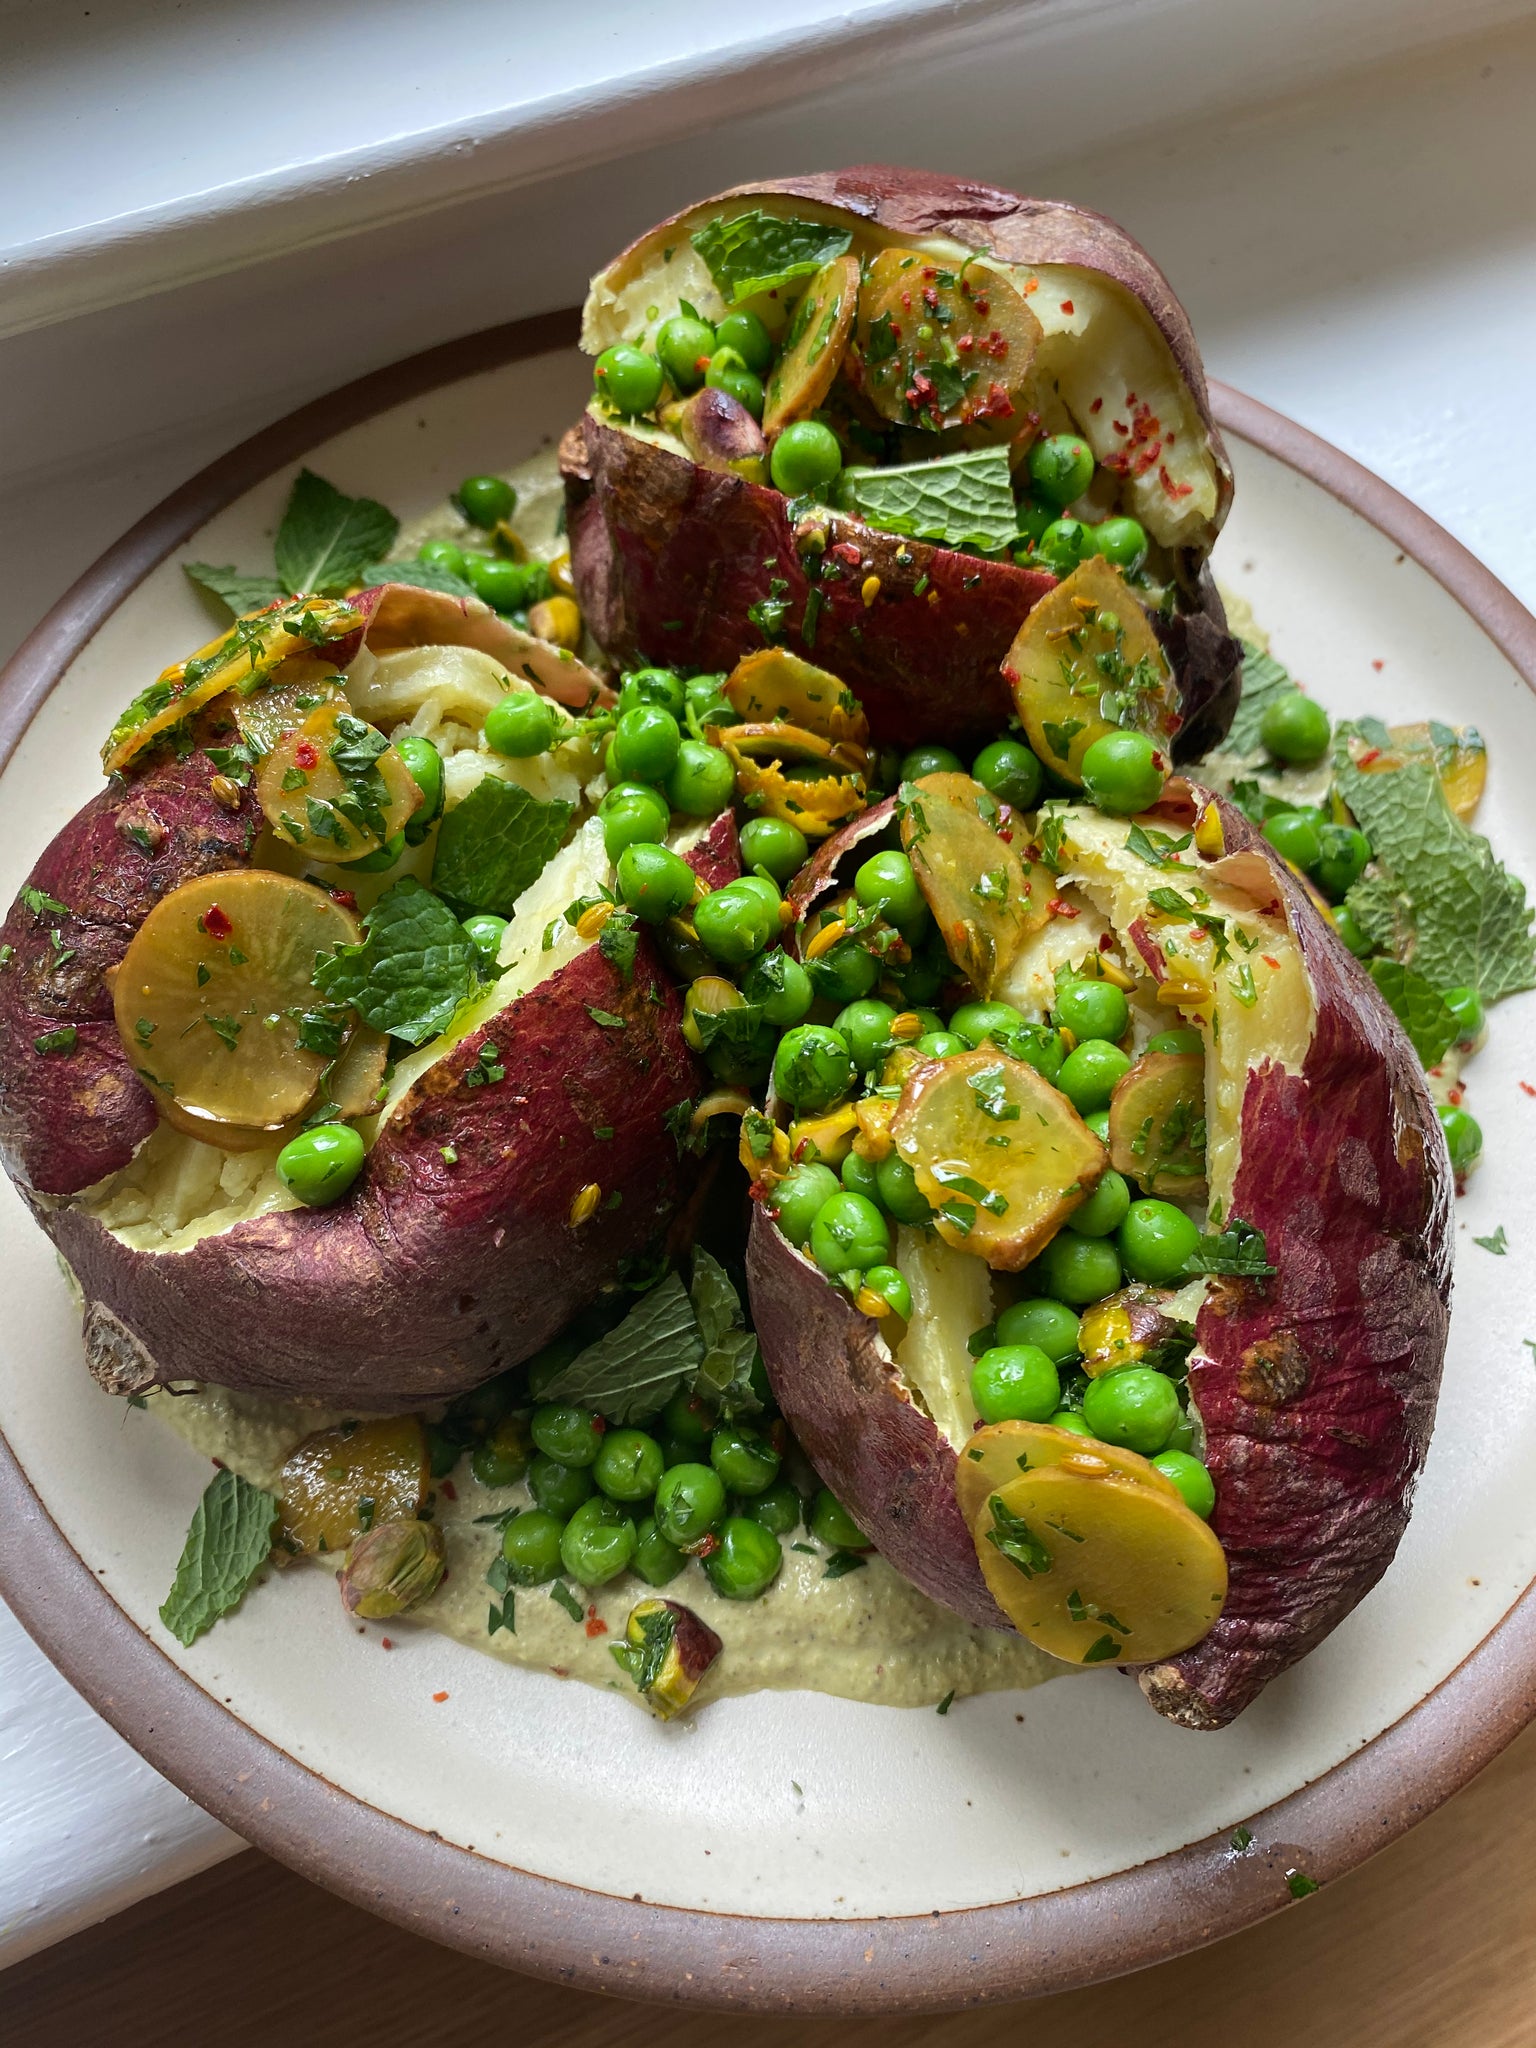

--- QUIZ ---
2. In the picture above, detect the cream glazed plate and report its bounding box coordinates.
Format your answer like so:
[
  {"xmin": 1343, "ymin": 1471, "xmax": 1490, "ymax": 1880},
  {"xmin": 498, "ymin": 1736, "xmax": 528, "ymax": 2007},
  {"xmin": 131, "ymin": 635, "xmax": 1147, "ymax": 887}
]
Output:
[{"xmin": 3, "ymin": 318, "xmax": 1536, "ymax": 2010}]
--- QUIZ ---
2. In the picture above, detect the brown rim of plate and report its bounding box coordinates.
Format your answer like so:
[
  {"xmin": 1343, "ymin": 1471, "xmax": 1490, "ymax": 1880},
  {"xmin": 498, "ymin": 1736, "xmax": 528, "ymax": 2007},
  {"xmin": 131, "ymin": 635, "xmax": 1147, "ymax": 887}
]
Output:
[{"xmin": 2, "ymin": 323, "xmax": 1535, "ymax": 2011}]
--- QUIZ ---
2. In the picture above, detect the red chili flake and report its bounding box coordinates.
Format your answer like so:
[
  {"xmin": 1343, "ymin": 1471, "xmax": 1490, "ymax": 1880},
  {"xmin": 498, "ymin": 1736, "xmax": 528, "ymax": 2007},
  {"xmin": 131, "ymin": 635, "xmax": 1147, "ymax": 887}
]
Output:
[
  {"xmin": 294, "ymin": 741, "xmax": 319, "ymax": 770},
  {"xmin": 900, "ymin": 289, "xmax": 913, "ymax": 312},
  {"xmin": 1126, "ymin": 391, "xmax": 1138, "ymax": 405},
  {"xmin": 922, "ymin": 286, "xmax": 940, "ymax": 313},
  {"xmin": 1159, "ymin": 464, "xmax": 1193, "ymax": 500},
  {"xmin": 1022, "ymin": 277, "xmax": 1038, "ymax": 295},
  {"xmin": 1372, "ymin": 658, "xmax": 1385, "ymax": 672},
  {"xmin": 211, "ymin": 1456, "xmax": 226, "ymax": 1469},
  {"xmin": 440, "ymin": 1478, "xmax": 458, "ymax": 1501},
  {"xmin": 981, "ymin": 330, "xmax": 1008, "ymax": 359},
  {"xmin": 956, "ymin": 332, "xmax": 974, "ymax": 353},
  {"xmin": 831, "ymin": 541, "xmax": 863, "ymax": 567},
  {"xmin": 381, "ymin": 1637, "xmax": 394, "ymax": 1650},
  {"xmin": 1001, "ymin": 663, "xmax": 1019, "ymax": 684},
  {"xmin": 693, "ymin": 1533, "xmax": 722, "ymax": 1560},
  {"xmin": 329, "ymin": 887, "xmax": 358, "ymax": 911},
  {"xmin": 973, "ymin": 294, "xmax": 990, "ymax": 315},
  {"xmin": 1261, "ymin": 955, "xmax": 1280, "ymax": 969},
  {"xmin": 1090, "ymin": 397, "xmax": 1103, "ymax": 413},
  {"xmin": 694, "ymin": 353, "xmax": 712, "ymax": 374},
  {"xmin": 1099, "ymin": 932, "xmax": 1115, "ymax": 952},
  {"xmin": 202, "ymin": 903, "xmax": 233, "ymax": 940},
  {"xmin": 432, "ymin": 1690, "xmax": 449, "ymax": 1703},
  {"xmin": 997, "ymin": 827, "xmax": 1014, "ymax": 843},
  {"xmin": 584, "ymin": 1607, "xmax": 609, "ymax": 1639},
  {"xmin": 1521, "ymin": 1082, "xmax": 1536, "ymax": 1098},
  {"xmin": 1048, "ymin": 897, "xmax": 1081, "ymax": 920},
  {"xmin": 1358, "ymin": 748, "xmax": 1381, "ymax": 767},
  {"xmin": 1059, "ymin": 299, "xmax": 1074, "ymax": 315},
  {"xmin": 1112, "ymin": 419, "xmax": 1128, "ymax": 436},
  {"xmin": 969, "ymin": 381, "xmax": 1015, "ymax": 422},
  {"xmin": 1446, "ymin": 1082, "xmax": 1462, "ymax": 1102}
]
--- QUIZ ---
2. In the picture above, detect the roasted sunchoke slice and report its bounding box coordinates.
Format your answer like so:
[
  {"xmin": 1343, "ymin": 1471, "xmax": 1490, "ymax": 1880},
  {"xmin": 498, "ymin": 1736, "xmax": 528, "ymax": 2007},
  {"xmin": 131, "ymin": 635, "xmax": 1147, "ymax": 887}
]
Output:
[
  {"xmin": 848, "ymin": 246, "xmax": 1042, "ymax": 431},
  {"xmin": 898, "ymin": 771, "xmax": 1049, "ymax": 996},
  {"xmin": 255, "ymin": 702, "xmax": 421, "ymax": 862},
  {"xmin": 763, "ymin": 251, "xmax": 860, "ymax": 437},
  {"xmin": 1108, "ymin": 1049, "xmax": 1208, "ymax": 1199},
  {"xmin": 954, "ymin": 1419, "xmax": 1180, "ymax": 1527}
]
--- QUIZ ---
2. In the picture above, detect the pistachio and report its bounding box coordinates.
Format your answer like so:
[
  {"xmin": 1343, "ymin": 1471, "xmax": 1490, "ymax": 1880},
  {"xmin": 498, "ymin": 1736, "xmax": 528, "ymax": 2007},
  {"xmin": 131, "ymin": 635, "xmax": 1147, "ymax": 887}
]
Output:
[{"xmin": 339, "ymin": 1517, "xmax": 446, "ymax": 1620}]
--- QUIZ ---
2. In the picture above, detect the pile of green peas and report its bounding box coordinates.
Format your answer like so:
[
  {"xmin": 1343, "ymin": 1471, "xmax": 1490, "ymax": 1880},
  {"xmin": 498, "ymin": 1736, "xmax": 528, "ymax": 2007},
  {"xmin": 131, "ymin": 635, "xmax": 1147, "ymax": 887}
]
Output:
[
  {"xmin": 1011, "ymin": 433, "xmax": 1149, "ymax": 579},
  {"xmin": 412, "ymin": 473, "xmax": 560, "ymax": 620}
]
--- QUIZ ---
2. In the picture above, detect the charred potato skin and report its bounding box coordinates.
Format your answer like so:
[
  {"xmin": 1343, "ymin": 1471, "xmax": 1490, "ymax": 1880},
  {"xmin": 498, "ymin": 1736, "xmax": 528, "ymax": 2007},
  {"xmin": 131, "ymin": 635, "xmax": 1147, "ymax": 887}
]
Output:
[
  {"xmin": 748, "ymin": 786, "xmax": 1454, "ymax": 1721},
  {"xmin": 566, "ymin": 166, "xmax": 1240, "ymax": 752},
  {"xmin": 47, "ymin": 936, "xmax": 703, "ymax": 1408},
  {"xmin": 0, "ymin": 744, "xmax": 263, "ymax": 1197}
]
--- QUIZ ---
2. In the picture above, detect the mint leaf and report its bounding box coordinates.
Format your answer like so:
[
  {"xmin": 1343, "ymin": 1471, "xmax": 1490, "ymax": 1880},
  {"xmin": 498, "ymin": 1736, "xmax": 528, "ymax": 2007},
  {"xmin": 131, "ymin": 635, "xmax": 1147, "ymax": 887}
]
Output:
[
  {"xmin": 432, "ymin": 777, "xmax": 572, "ymax": 916},
  {"xmin": 159, "ymin": 1469, "xmax": 277, "ymax": 1646},
  {"xmin": 1224, "ymin": 642, "xmax": 1296, "ymax": 757},
  {"xmin": 690, "ymin": 1248, "xmax": 762, "ymax": 1420},
  {"xmin": 363, "ymin": 556, "xmax": 478, "ymax": 600},
  {"xmin": 1181, "ymin": 1217, "xmax": 1275, "ymax": 1279},
  {"xmin": 312, "ymin": 876, "xmax": 479, "ymax": 1043},
  {"xmin": 690, "ymin": 209, "xmax": 852, "ymax": 305},
  {"xmin": 842, "ymin": 447, "xmax": 1016, "ymax": 551},
  {"xmin": 1367, "ymin": 959, "xmax": 1460, "ymax": 1067},
  {"xmin": 274, "ymin": 469, "xmax": 399, "ymax": 597},
  {"xmin": 1474, "ymin": 1225, "xmax": 1508, "ymax": 1255},
  {"xmin": 183, "ymin": 563, "xmax": 287, "ymax": 616},
  {"xmin": 538, "ymin": 1271, "xmax": 704, "ymax": 1423},
  {"xmin": 1337, "ymin": 731, "xmax": 1536, "ymax": 1001}
]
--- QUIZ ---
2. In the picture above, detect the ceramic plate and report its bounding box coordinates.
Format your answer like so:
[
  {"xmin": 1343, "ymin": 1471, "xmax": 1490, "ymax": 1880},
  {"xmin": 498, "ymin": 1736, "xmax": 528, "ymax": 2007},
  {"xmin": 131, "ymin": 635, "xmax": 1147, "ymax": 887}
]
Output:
[{"xmin": 4, "ymin": 316, "xmax": 1536, "ymax": 2011}]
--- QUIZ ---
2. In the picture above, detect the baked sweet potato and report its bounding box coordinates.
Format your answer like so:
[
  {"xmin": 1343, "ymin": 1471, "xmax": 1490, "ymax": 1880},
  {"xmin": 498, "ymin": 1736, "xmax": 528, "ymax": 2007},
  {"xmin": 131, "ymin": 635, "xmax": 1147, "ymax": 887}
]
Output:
[
  {"xmin": 746, "ymin": 782, "xmax": 1453, "ymax": 1726},
  {"xmin": 563, "ymin": 167, "xmax": 1240, "ymax": 753},
  {"xmin": 0, "ymin": 591, "xmax": 730, "ymax": 1407}
]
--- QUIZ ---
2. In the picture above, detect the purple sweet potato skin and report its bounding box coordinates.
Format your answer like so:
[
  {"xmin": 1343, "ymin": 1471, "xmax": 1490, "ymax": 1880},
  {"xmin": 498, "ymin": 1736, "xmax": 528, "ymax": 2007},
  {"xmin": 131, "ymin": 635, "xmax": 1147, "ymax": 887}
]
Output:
[
  {"xmin": 747, "ymin": 785, "xmax": 1453, "ymax": 1719},
  {"xmin": 1138, "ymin": 796, "xmax": 1454, "ymax": 1728},
  {"xmin": 45, "ymin": 938, "xmax": 700, "ymax": 1407},
  {"xmin": 745, "ymin": 1209, "xmax": 1009, "ymax": 1629},
  {"xmin": 0, "ymin": 748, "xmax": 262, "ymax": 1196}
]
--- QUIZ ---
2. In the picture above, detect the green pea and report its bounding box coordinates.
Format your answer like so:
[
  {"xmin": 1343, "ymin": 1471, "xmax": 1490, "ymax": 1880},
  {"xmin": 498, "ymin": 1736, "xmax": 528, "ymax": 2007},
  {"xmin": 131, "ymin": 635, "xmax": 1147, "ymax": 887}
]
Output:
[
  {"xmin": 834, "ymin": 998, "xmax": 897, "ymax": 1072},
  {"xmin": 861, "ymin": 1263, "xmax": 912, "ymax": 1319},
  {"xmin": 1035, "ymin": 1230, "xmax": 1122, "ymax": 1306},
  {"xmin": 876, "ymin": 1151, "xmax": 933, "ymax": 1225},
  {"xmin": 1164, "ymin": 1413, "xmax": 1195, "ymax": 1454},
  {"xmin": 1260, "ymin": 690, "xmax": 1331, "ymax": 764},
  {"xmin": 1080, "ymin": 730, "xmax": 1165, "ymax": 814},
  {"xmin": 347, "ymin": 832, "xmax": 407, "ymax": 874},
  {"xmin": 771, "ymin": 419, "xmax": 842, "ymax": 494},
  {"xmin": 742, "ymin": 950, "xmax": 814, "ymax": 1029},
  {"xmin": 914, "ymin": 1030, "xmax": 968, "ymax": 1059},
  {"xmin": 732, "ymin": 872, "xmax": 782, "ymax": 914},
  {"xmin": 501, "ymin": 1507, "xmax": 565, "ymax": 1585},
  {"xmin": 995, "ymin": 1297, "xmax": 1081, "ymax": 1364},
  {"xmin": 594, "ymin": 343, "xmax": 664, "ymax": 417},
  {"xmin": 395, "ymin": 733, "xmax": 445, "ymax": 843},
  {"xmin": 739, "ymin": 816, "xmax": 809, "ymax": 885},
  {"xmin": 1090, "ymin": 516, "xmax": 1148, "ymax": 569},
  {"xmin": 470, "ymin": 1418, "xmax": 531, "ymax": 1489},
  {"xmin": 600, "ymin": 783, "xmax": 671, "ymax": 860},
  {"xmin": 810, "ymin": 1189, "xmax": 891, "ymax": 1276},
  {"xmin": 841, "ymin": 1149, "xmax": 882, "ymax": 1202},
  {"xmin": 616, "ymin": 842, "xmax": 697, "ymax": 923},
  {"xmin": 854, "ymin": 850, "xmax": 924, "ymax": 927},
  {"xmin": 1150, "ymin": 1449, "xmax": 1216, "ymax": 1519},
  {"xmin": 417, "ymin": 538, "xmax": 468, "ymax": 578},
  {"xmin": 1047, "ymin": 1408, "xmax": 1094, "ymax": 1436},
  {"xmin": 610, "ymin": 703, "xmax": 681, "ymax": 784},
  {"xmin": 972, "ymin": 737, "xmax": 1043, "ymax": 810},
  {"xmin": 809, "ymin": 1487, "xmax": 870, "ymax": 1550},
  {"xmin": 1052, "ymin": 978, "xmax": 1128, "ymax": 1044},
  {"xmin": 661, "ymin": 1388, "xmax": 714, "ymax": 1445},
  {"xmin": 894, "ymin": 947, "xmax": 947, "ymax": 1006},
  {"xmin": 773, "ymin": 1024, "xmax": 855, "ymax": 1111},
  {"xmin": 528, "ymin": 1454, "xmax": 594, "ymax": 1519},
  {"xmin": 695, "ymin": 881, "xmax": 776, "ymax": 965},
  {"xmin": 950, "ymin": 999, "xmax": 1025, "ymax": 1049},
  {"xmin": 713, "ymin": 308, "xmax": 773, "ymax": 372},
  {"xmin": 1081, "ymin": 1367, "xmax": 1180, "ymax": 1456},
  {"xmin": 1037, "ymin": 518, "xmax": 1092, "ymax": 576},
  {"xmin": 529, "ymin": 1404, "xmax": 603, "ymax": 1467},
  {"xmin": 632, "ymin": 1514, "xmax": 686, "ymax": 1587},
  {"xmin": 655, "ymin": 312, "xmax": 717, "ymax": 392},
  {"xmin": 1028, "ymin": 433, "xmax": 1096, "ymax": 507},
  {"xmin": 1314, "ymin": 823, "xmax": 1371, "ymax": 899},
  {"xmin": 665, "ymin": 739, "xmax": 735, "ymax": 817},
  {"xmin": 742, "ymin": 1480, "xmax": 802, "ymax": 1535},
  {"xmin": 1438, "ymin": 1103, "xmax": 1482, "ymax": 1174},
  {"xmin": 705, "ymin": 1516, "xmax": 782, "ymax": 1599},
  {"xmin": 1056, "ymin": 1039, "xmax": 1132, "ymax": 1114},
  {"xmin": 1071, "ymin": 1168, "xmax": 1131, "ymax": 1238},
  {"xmin": 1118, "ymin": 1198, "xmax": 1200, "ymax": 1283},
  {"xmin": 1146, "ymin": 1028, "xmax": 1202, "ymax": 1056},
  {"xmin": 1443, "ymin": 986, "xmax": 1484, "ymax": 1045},
  {"xmin": 704, "ymin": 347, "xmax": 765, "ymax": 419},
  {"xmin": 807, "ymin": 936, "xmax": 880, "ymax": 1004},
  {"xmin": 992, "ymin": 1020, "xmax": 1065, "ymax": 1084},
  {"xmin": 1262, "ymin": 808, "xmax": 1323, "ymax": 872},
  {"xmin": 971, "ymin": 1343, "xmax": 1060, "ymax": 1424},
  {"xmin": 461, "ymin": 913, "xmax": 508, "ymax": 970},
  {"xmin": 767, "ymin": 1160, "xmax": 841, "ymax": 1246},
  {"xmin": 710, "ymin": 1424, "xmax": 781, "ymax": 1496},
  {"xmin": 1085, "ymin": 1109, "xmax": 1111, "ymax": 1143},
  {"xmin": 455, "ymin": 474, "xmax": 516, "ymax": 529},
  {"xmin": 619, "ymin": 666, "xmax": 687, "ymax": 718},
  {"xmin": 1331, "ymin": 904, "xmax": 1374, "ymax": 958},
  {"xmin": 486, "ymin": 690, "xmax": 559, "ymax": 758},
  {"xmin": 1013, "ymin": 496, "xmax": 1054, "ymax": 548},
  {"xmin": 899, "ymin": 744, "xmax": 964, "ymax": 782},
  {"xmin": 277, "ymin": 1124, "xmax": 365, "ymax": 1207},
  {"xmin": 560, "ymin": 1495, "xmax": 638, "ymax": 1585},
  {"xmin": 588, "ymin": 1428, "xmax": 663, "ymax": 1503},
  {"xmin": 465, "ymin": 553, "xmax": 530, "ymax": 612},
  {"xmin": 654, "ymin": 1461, "xmax": 727, "ymax": 1547}
]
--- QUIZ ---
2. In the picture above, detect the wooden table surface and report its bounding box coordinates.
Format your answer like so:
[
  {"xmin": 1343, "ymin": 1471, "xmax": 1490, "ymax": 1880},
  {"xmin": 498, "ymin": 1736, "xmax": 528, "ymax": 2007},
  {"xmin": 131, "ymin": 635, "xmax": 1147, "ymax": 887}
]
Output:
[{"xmin": 8, "ymin": 1719, "xmax": 1535, "ymax": 2047}]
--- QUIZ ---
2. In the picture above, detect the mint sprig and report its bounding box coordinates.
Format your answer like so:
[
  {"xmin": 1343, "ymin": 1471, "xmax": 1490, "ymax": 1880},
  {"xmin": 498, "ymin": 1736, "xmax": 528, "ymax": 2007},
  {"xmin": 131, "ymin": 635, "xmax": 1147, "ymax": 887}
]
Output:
[
  {"xmin": 159, "ymin": 1469, "xmax": 278, "ymax": 1647},
  {"xmin": 690, "ymin": 210, "xmax": 851, "ymax": 305},
  {"xmin": 842, "ymin": 447, "xmax": 1017, "ymax": 552},
  {"xmin": 431, "ymin": 777, "xmax": 572, "ymax": 917},
  {"xmin": 312, "ymin": 876, "xmax": 479, "ymax": 1044}
]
